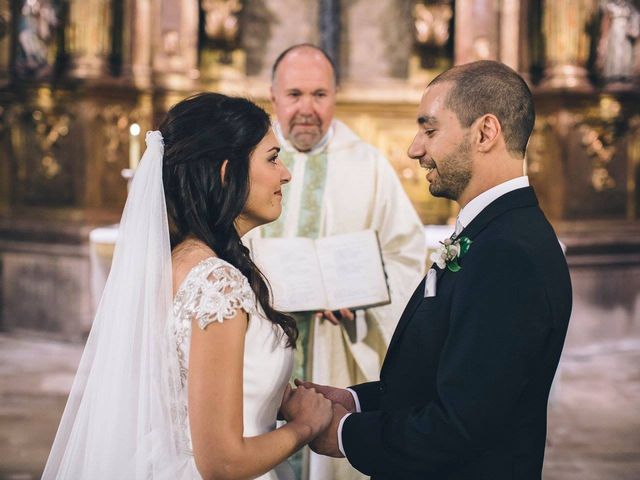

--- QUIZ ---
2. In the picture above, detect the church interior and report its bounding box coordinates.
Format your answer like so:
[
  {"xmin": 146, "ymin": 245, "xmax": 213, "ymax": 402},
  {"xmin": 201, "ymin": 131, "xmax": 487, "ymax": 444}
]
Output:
[{"xmin": 0, "ymin": 0, "xmax": 639, "ymax": 478}]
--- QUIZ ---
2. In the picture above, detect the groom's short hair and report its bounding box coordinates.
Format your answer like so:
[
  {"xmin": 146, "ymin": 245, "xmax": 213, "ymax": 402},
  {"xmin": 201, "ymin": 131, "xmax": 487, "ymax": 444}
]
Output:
[{"xmin": 430, "ymin": 60, "xmax": 535, "ymax": 158}]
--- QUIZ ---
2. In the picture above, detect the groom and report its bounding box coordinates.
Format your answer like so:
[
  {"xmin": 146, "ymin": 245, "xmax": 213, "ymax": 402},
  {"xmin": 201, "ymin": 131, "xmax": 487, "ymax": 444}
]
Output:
[{"xmin": 298, "ymin": 60, "xmax": 572, "ymax": 479}]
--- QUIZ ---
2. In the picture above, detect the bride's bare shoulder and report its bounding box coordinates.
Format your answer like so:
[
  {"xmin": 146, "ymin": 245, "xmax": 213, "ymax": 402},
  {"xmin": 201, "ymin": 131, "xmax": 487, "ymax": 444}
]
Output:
[{"xmin": 171, "ymin": 239, "xmax": 217, "ymax": 296}]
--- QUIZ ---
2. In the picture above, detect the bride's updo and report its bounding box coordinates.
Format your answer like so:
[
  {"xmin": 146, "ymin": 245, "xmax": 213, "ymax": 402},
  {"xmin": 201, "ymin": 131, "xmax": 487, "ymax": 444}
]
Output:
[{"xmin": 160, "ymin": 93, "xmax": 298, "ymax": 347}]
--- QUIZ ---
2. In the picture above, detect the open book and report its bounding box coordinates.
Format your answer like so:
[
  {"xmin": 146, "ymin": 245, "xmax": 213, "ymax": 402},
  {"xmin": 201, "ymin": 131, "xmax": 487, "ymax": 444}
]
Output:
[{"xmin": 250, "ymin": 230, "xmax": 390, "ymax": 313}]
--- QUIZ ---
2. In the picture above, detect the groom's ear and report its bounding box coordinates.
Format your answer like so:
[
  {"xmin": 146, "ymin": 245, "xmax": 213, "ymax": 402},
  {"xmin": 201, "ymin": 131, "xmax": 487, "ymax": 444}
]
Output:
[{"xmin": 475, "ymin": 114, "xmax": 501, "ymax": 153}]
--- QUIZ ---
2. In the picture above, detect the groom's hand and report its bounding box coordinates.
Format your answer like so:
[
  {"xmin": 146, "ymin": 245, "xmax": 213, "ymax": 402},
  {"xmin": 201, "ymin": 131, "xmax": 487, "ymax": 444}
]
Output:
[
  {"xmin": 294, "ymin": 379, "xmax": 356, "ymax": 412},
  {"xmin": 309, "ymin": 403, "xmax": 348, "ymax": 458}
]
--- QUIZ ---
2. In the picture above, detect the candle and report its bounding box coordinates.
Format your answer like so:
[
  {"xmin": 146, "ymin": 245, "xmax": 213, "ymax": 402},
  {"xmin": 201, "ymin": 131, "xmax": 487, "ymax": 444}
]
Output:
[{"xmin": 129, "ymin": 123, "xmax": 141, "ymax": 170}]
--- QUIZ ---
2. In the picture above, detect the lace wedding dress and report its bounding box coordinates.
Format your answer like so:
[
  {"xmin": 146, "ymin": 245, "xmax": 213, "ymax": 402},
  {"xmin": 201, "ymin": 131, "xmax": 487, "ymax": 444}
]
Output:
[
  {"xmin": 43, "ymin": 132, "xmax": 295, "ymax": 479},
  {"xmin": 171, "ymin": 256, "xmax": 295, "ymax": 480}
]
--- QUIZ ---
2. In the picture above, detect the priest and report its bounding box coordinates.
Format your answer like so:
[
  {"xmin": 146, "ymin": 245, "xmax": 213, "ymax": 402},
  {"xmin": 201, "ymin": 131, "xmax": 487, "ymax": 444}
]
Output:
[{"xmin": 257, "ymin": 43, "xmax": 426, "ymax": 480}]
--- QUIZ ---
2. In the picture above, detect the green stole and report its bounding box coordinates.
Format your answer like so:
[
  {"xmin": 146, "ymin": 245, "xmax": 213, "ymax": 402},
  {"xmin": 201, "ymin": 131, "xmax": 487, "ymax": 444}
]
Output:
[
  {"xmin": 263, "ymin": 149, "xmax": 329, "ymax": 479},
  {"xmin": 262, "ymin": 149, "xmax": 329, "ymax": 381},
  {"xmin": 261, "ymin": 149, "xmax": 328, "ymax": 240}
]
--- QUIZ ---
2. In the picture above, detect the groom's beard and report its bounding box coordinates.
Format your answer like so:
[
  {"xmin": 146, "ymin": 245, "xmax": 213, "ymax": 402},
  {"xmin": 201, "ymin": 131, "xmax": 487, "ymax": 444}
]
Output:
[{"xmin": 428, "ymin": 136, "xmax": 472, "ymax": 201}]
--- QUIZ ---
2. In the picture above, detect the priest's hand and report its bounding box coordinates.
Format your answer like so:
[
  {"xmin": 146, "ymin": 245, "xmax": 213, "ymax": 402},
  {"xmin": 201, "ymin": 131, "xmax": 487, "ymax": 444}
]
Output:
[
  {"xmin": 317, "ymin": 308, "xmax": 354, "ymax": 325},
  {"xmin": 294, "ymin": 379, "xmax": 356, "ymax": 412},
  {"xmin": 309, "ymin": 403, "xmax": 348, "ymax": 458}
]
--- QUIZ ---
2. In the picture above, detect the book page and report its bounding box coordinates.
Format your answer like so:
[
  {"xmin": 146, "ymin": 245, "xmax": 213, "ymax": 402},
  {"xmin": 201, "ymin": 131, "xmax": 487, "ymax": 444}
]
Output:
[
  {"xmin": 250, "ymin": 237, "xmax": 328, "ymax": 312},
  {"xmin": 316, "ymin": 230, "xmax": 390, "ymax": 311}
]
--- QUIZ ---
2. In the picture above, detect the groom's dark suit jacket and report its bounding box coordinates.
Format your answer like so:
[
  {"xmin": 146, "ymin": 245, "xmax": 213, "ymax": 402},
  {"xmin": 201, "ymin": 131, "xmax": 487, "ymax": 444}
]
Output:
[{"xmin": 342, "ymin": 187, "xmax": 572, "ymax": 480}]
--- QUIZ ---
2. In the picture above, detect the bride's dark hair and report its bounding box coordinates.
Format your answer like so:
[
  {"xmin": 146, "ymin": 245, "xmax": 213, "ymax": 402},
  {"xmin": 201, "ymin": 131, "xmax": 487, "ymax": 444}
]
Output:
[{"xmin": 159, "ymin": 92, "xmax": 298, "ymax": 347}]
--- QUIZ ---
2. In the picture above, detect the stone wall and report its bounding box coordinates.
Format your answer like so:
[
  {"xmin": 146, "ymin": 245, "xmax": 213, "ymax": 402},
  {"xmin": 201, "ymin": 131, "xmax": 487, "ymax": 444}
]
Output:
[{"xmin": 243, "ymin": 0, "xmax": 319, "ymax": 78}]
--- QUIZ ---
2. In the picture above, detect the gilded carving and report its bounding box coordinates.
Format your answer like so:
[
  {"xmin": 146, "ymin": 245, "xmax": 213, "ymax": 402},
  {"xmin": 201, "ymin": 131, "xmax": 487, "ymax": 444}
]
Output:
[
  {"xmin": 526, "ymin": 116, "xmax": 553, "ymax": 176},
  {"xmin": 98, "ymin": 105, "xmax": 131, "ymax": 165},
  {"xmin": 6, "ymin": 101, "xmax": 77, "ymax": 206},
  {"xmin": 0, "ymin": 0, "xmax": 9, "ymax": 76},
  {"xmin": 0, "ymin": 2, "xmax": 7, "ymax": 40},
  {"xmin": 67, "ymin": 0, "xmax": 112, "ymax": 78},
  {"xmin": 533, "ymin": 108, "xmax": 622, "ymax": 193},
  {"xmin": 628, "ymin": 115, "xmax": 640, "ymax": 217},
  {"xmin": 579, "ymin": 123, "xmax": 617, "ymax": 191},
  {"xmin": 92, "ymin": 103, "xmax": 141, "ymax": 207},
  {"xmin": 27, "ymin": 109, "xmax": 69, "ymax": 180},
  {"xmin": 541, "ymin": 0, "xmax": 598, "ymax": 89}
]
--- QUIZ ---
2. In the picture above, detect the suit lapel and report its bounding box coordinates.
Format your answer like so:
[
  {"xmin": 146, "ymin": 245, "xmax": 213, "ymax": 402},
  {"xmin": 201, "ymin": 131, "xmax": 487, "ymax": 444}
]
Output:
[{"xmin": 385, "ymin": 277, "xmax": 427, "ymax": 359}]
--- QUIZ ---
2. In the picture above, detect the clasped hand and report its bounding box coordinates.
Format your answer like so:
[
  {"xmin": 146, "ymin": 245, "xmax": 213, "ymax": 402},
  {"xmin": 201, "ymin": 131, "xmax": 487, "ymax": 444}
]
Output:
[
  {"xmin": 279, "ymin": 379, "xmax": 356, "ymax": 458},
  {"xmin": 316, "ymin": 308, "xmax": 355, "ymax": 326}
]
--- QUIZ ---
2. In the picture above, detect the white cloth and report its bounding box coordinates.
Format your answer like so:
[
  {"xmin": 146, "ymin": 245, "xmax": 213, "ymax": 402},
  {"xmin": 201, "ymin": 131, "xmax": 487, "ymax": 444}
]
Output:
[
  {"xmin": 453, "ymin": 217, "xmax": 464, "ymax": 238},
  {"xmin": 172, "ymin": 257, "xmax": 295, "ymax": 480},
  {"xmin": 252, "ymin": 119, "xmax": 426, "ymax": 480},
  {"xmin": 336, "ymin": 388, "xmax": 362, "ymax": 457},
  {"xmin": 424, "ymin": 268, "xmax": 438, "ymax": 298}
]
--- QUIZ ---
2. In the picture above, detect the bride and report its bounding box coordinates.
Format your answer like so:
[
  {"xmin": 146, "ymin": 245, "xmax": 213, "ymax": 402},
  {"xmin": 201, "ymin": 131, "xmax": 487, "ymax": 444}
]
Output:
[{"xmin": 42, "ymin": 93, "xmax": 333, "ymax": 479}]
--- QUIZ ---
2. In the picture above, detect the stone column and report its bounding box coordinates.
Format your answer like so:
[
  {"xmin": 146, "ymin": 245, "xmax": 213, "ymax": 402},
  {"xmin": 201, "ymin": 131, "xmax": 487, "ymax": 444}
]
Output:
[
  {"xmin": 243, "ymin": 0, "xmax": 318, "ymax": 79},
  {"xmin": 341, "ymin": 0, "xmax": 413, "ymax": 81},
  {"xmin": 454, "ymin": 0, "xmax": 500, "ymax": 64},
  {"xmin": 0, "ymin": 0, "xmax": 9, "ymax": 86},
  {"xmin": 67, "ymin": 0, "xmax": 112, "ymax": 78},
  {"xmin": 540, "ymin": 0, "xmax": 597, "ymax": 90},
  {"xmin": 123, "ymin": 0, "xmax": 152, "ymax": 87},
  {"xmin": 151, "ymin": 0, "xmax": 199, "ymax": 90},
  {"xmin": 319, "ymin": 0, "xmax": 340, "ymax": 76},
  {"xmin": 499, "ymin": 0, "xmax": 533, "ymax": 80}
]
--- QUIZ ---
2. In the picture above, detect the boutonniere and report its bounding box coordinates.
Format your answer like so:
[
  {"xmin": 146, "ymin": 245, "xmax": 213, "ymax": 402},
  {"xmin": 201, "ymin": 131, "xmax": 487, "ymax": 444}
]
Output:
[{"xmin": 430, "ymin": 236, "xmax": 472, "ymax": 272}]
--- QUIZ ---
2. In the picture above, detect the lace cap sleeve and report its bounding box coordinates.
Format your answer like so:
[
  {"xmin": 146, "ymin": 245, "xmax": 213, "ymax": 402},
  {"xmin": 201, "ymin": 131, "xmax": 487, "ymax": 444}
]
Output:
[{"xmin": 188, "ymin": 260, "xmax": 257, "ymax": 330}]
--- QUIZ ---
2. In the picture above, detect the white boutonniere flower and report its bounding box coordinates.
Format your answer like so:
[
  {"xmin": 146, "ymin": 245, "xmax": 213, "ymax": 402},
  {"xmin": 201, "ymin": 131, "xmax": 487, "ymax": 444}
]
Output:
[{"xmin": 429, "ymin": 236, "xmax": 472, "ymax": 272}]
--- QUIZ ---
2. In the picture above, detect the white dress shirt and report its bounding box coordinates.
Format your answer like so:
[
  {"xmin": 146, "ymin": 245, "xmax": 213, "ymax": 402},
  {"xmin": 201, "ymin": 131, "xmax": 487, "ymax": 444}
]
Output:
[
  {"xmin": 336, "ymin": 175, "xmax": 530, "ymax": 457},
  {"xmin": 456, "ymin": 176, "xmax": 529, "ymax": 235}
]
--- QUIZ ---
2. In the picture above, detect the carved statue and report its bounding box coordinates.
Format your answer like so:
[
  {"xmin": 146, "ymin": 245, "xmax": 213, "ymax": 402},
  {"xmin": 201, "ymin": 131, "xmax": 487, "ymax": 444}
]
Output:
[
  {"xmin": 16, "ymin": 0, "xmax": 59, "ymax": 78},
  {"xmin": 413, "ymin": 1, "xmax": 453, "ymax": 69},
  {"xmin": 202, "ymin": 0, "xmax": 242, "ymax": 44},
  {"xmin": 414, "ymin": 2, "xmax": 453, "ymax": 47},
  {"xmin": 596, "ymin": 0, "xmax": 640, "ymax": 84}
]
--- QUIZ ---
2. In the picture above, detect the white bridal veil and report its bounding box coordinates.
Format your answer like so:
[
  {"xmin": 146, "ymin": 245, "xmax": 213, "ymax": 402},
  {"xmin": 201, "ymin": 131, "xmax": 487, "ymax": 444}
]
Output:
[{"xmin": 42, "ymin": 131, "xmax": 187, "ymax": 479}]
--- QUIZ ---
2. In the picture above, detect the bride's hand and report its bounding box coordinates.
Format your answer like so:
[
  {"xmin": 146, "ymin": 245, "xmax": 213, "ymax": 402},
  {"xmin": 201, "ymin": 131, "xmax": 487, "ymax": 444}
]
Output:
[
  {"xmin": 294, "ymin": 379, "xmax": 356, "ymax": 412},
  {"xmin": 279, "ymin": 384, "xmax": 333, "ymax": 439}
]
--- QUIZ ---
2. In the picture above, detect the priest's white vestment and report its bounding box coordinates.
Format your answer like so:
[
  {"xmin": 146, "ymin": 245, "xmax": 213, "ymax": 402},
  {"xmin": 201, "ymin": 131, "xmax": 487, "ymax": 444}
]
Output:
[{"xmin": 255, "ymin": 119, "xmax": 426, "ymax": 480}]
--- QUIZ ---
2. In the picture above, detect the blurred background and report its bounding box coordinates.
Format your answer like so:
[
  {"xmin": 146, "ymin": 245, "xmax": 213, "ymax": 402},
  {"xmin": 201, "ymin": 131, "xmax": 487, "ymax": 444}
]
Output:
[{"xmin": 0, "ymin": 0, "xmax": 639, "ymax": 478}]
